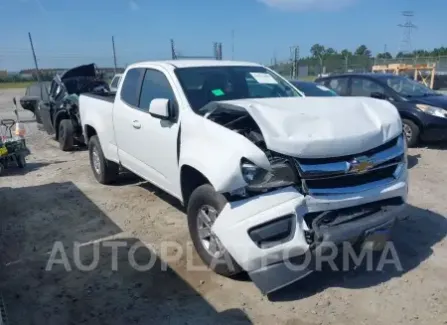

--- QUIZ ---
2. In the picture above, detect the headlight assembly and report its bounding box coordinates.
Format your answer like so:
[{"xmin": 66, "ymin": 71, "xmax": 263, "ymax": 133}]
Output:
[
  {"xmin": 416, "ymin": 104, "xmax": 447, "ymax": 118},
  {"xmin": 240, "ymin": 158, "xmax": 298, "ymax": 191}
]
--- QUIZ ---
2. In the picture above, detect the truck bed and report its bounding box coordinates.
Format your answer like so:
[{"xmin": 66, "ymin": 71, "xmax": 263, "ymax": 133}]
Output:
[
  {"xmin": 82, "ymin": 92, "xmax": 116, "ymax": 103},
  {"xmin": 79, "ymin": 92, "xmax": 116, "ymax": 159}
]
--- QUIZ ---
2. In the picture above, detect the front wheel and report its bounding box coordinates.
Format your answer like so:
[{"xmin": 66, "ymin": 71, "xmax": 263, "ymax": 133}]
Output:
[
  {"xmin": 58, "ymin": 119, "xmax": 74, "ymax": 151},
  {"xmin": 88, "ymin": 135, "xmax": 119, "ymax": 184},
  {"xmin": 187, "ymin": 184, "xmax": 242, "ymax": 277},
  {"xmin": 402, "ymin": 119, "xmax": 420, "ymax": 148}
]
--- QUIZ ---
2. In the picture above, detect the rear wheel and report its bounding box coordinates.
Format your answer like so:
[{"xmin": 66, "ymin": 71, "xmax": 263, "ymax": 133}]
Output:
[
  {"xmin": 402, "ymin": 119, "xmax": 420, "ymax": 147},
  {"xmin": 88, "ymin": 135, "xmax": 119, "ymax": 184},
  {"xmin": 58, "ymin": 119, "xmax": 74, "ymax": 151},
  {"xmin": 187, "ymin": 184, "xmax": 242, "ymax": 277},
  {"xmin": 16, "ymin": 154, "xmax": 26, "ymax": 168}
]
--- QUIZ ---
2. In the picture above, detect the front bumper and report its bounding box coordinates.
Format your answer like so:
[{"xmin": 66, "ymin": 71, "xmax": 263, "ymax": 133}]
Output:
[
  {"xmin": 420, "ymin": 114, "xmax": 447, "ymax": 141},
  {"xmin": 212, "ymin": 168, "xmax": 408, "ymax": 294}
]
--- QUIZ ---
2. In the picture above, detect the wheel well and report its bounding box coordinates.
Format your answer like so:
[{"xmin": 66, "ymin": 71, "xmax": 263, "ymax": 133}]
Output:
[
  {"xmin": 180, "ymin": 165, "xmax": 210, "ymax": 206},
  {"xmin": 84, "ymin": 125, "xmax": 97, "ymax": 143},
  {"xmin": 401, "ymin": 115, "xmax": 423, "ymax": 132},
  {"xmin": 54, "ymin": 112, "xmax": 69, "ymax": 139}
]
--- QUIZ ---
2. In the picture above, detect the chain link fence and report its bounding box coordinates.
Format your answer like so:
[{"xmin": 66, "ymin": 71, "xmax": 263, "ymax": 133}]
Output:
[
  {"xmin": 271, "ymin": 55, "xmax": 447, "ymax": 83},
  {"xmin": 0, "ymin": 48, "xmax": 127, "ymax": 83},
  {"xmin": 0, "ymin": 39, "xmax": 222, "ymax": 85}
]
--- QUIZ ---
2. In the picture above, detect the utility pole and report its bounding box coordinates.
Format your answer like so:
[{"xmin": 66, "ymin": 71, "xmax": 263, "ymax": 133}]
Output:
[
  {"xmin": 218, "ymin": 42, "xmax": 223, "ymax": 60},
  {"xmin": 112, "ymin": 36, "xmax": 118, "ymax": 73},
  {"xmin": 28, "ymin": 32, "xmax": 40, "ymax": 82},
  {"xmin": 28, "ymin": 32, "xmax": 48, "ymax": 99},
  {"xmin": 231, "ymin": 29, "xmax": 235, "ymax": 60},
  {"xmin": 289, "ymin": 46, "xmax": 299, "ymax": 79},
  {"xmin": 170, "ymin": 39, "xmax": 177, "ymax": 60}
]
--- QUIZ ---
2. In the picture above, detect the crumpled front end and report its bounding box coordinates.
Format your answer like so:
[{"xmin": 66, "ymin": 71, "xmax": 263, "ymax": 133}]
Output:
[{"xmin": 212, "ymin": 134, "xmax": 409, "ymax": 294}]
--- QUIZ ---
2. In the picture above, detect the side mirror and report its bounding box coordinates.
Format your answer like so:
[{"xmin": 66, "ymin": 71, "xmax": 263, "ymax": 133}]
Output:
[
  {"xmin": 149, "ymin": 98, "xmax": 172, "ymax": 120},
  {"xmin": 370, "ymin": 92, "xmax": 388, "ymax": 100}
]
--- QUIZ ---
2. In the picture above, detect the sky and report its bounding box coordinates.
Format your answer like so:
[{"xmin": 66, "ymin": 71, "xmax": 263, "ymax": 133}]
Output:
[{"xmin": 0, "ymin": 0, "xmax": 446, "ymax": 70}]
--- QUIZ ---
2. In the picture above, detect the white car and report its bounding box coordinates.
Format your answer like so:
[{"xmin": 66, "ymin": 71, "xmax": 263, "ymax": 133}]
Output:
[
  {"xmin": 79, "ymin": 60, "xmax": 408, "ymax": 294},
  {"xmin": 109, "ymin": 73, "xmax": 122, "ymax": 92}
]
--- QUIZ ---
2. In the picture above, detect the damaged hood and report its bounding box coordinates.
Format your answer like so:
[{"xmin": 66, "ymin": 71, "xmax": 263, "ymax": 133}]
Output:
[
  {"xmin": 61, "ymin": 63, "xmax": 97, "ymax": 81},
  {"xmin": 221, "ymin": 97, "xmax": 402, "ymax": 158}
]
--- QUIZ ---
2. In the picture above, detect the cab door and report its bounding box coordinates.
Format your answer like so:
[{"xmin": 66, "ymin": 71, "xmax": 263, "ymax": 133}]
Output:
[
  {"xmin": 113, "ymin": 67, "xmax": 181, "ymax": 197},
  {"xmin": 39, "ymin": 80, "xmax": 58, "ymax": 134}
]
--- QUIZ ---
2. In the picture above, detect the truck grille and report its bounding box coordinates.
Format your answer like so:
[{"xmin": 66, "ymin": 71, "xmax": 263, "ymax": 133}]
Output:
[{"xmin": 294, "ymin": 135, "xmax": 406, "ymax": 195}]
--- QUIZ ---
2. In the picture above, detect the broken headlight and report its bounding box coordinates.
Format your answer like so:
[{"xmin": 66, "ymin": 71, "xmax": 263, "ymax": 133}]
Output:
[{"xmin": 241, "ymin": 158, "xmax": 298, "ymax": 191}]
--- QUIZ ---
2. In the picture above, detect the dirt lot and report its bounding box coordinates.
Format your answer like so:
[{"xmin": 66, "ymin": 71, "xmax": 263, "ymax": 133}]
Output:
[{"xmin": 0, "ymin": 88, "xmax": 446, "ymax": 325}]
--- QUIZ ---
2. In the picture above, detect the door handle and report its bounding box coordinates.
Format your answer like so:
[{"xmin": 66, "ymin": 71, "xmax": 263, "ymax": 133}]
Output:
[{"xmin": 132, "ymin": 120, "xmax": 141, "ymax": 129}]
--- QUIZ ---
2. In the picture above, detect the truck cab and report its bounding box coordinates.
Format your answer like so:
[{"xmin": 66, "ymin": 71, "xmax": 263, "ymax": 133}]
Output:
[{"xmin": 80, "ymin": 60, "xmax": 408, "ymax": 294}]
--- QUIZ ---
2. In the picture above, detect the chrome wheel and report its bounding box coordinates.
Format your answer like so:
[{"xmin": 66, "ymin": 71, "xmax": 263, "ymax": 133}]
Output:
[
  {"xmin": 92, "ymin": 148, "xmax": 101, "ymax": 175},
  {"xmin": 403, "ymin": 123, "xmax": 412, "ymax": 141},
  {"xmin": 197, "ymin": 205, "xmax": 225, "ymax": 257}
]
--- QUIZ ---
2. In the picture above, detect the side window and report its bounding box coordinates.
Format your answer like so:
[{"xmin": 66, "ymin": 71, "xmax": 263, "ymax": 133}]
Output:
[
  {"xmin": 110, "ymin": 76, "xmax": 120, "ymax": 88},
  {"xmin": 326, "ymin": 78, "xmax": 348, "ymax": 95},
  {"xmin": 121, "ymin": 68, "xmax": 144, "ymax": 107},
  {"xmin": 351, "ymin": 78, "xmax": 386, "ymax": 97},
  {"xmin": 247, "ymin": 80, "xmax": 274, "ymax": 97},
  {"xmin": 49, "ymin": 80, "xmax": 58, "ymax": 97},
  {"xmin": 138, "ymin": 69, "xmax": 175, "ymax": 111}
]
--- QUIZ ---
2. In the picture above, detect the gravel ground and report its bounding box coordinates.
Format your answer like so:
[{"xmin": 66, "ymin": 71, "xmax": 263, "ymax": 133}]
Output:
[{"xmin": 0, "ymin": 88, "xmax": 446, "ymax": 325}]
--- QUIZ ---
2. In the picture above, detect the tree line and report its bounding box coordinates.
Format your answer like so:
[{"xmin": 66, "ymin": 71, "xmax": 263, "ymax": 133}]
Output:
[
  {"xmin": 308, "ymin": 43, "xmax": 447, "ymax": 61},
  {"xmin": 272, "ymin": 44, "xmax": 447, "ymax": 77}
]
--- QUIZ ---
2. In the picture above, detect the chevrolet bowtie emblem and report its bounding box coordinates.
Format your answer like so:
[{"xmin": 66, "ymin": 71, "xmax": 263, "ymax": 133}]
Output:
[{"xmin": 349, "ymin": 156, "xmax": 374, "ymax": 174}]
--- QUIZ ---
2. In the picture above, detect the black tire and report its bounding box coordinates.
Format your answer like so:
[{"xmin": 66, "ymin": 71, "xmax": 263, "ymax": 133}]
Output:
[
  {"xmin": 35, "ymin": 101, "xmax": 43, "ymax": 124},
  {"xmin": 16, "ymin": 154, "xmax": 26, "ymax": 168},
  {"xmin": 58, "ymin": 119, "xmax": 74, "ymax": 151},
  {"xmin": 402, "ymin": 119, "xmax": 420, "ymax": 148},
  {"xmin": 187, "ymin": 184, "xmax": 243, "ymax": 277},
  {"xmin": 88, "ymin": 135, "xmax": 119, "ymax": 184}
]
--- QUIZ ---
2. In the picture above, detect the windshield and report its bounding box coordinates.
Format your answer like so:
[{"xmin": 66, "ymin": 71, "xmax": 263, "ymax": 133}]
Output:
[
  {"xmin": 174, "ymin": 66, "xmax": 302, "ymax": 113},
  {"xmin": 379, "ymin": 75, "xmax": 439, "ymax": 97},
  {"xmin": 291, "ymin": 81, "xmax": 337, "ymax": 97}
]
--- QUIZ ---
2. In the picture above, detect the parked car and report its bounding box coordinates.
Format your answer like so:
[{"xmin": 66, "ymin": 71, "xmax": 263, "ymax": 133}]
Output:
[
  {"xmin": 80, "ymin": 60, "xmax": 408, "ymax": 294},
  {"xmin": 109, "ymin": 73, "xmax": 122, "ymax": 92},
  {"xmin": 19, "ymin": 81, "xmax": 51, "ymax": 124},
  {"xmin": 34, "ymin": 64, "xmax": 110, "ymax": 151},
  {"xmin": 316, "ymin": 73, "xmax": 447, "ymax": 147},
  {"xmin": 289, "ymin": 80, "xmax": 338, "ymax": 96}
]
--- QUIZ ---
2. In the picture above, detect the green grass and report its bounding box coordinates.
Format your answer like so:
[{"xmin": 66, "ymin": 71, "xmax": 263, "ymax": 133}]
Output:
[{"xmin": 0, "ymin": 81, "xmax": 34, "ymax": 89}]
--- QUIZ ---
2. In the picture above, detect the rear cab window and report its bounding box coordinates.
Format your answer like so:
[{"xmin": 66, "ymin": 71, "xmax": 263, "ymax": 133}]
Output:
[{"xmin": 120, "ymin": 69, "xmax": 144, "ymax": 107}]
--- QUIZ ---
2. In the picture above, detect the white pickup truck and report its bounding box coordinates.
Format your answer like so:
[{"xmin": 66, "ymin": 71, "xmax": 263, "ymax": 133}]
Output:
[{"xmin": 79, "ymin": 60, "xmax": 408, "ymax": 294}]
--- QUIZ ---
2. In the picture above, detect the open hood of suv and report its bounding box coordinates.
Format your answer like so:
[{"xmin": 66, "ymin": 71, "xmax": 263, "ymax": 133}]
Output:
[
  {"xmin": 222, "ymin": 97, "xmax": 402, "ymax": 158},
  {"xmin": 61, "ymin": 63, "xmax": 97, "ymax": 81}
]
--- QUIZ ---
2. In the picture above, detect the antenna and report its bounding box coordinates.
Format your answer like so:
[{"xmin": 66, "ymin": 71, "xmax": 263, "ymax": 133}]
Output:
[{"xmin": 398, "ymin": 11, "xmax": 417, "ymax": 55}]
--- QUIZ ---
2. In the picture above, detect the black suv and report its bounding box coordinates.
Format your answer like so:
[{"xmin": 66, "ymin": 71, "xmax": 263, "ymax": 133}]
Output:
[
  {"xmin": 315, "ymin": 73, "xmax": 447, "ymax": 147},
  {"xmin": 21, "ymin": 64, "xmax": 110, "ymax": 151}
]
